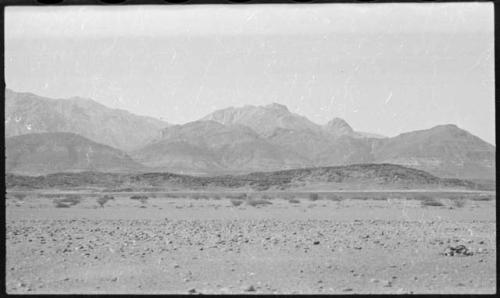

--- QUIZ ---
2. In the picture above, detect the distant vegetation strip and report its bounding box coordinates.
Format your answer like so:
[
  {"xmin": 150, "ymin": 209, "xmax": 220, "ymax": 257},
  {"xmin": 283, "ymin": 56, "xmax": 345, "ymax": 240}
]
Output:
[{"xmin": 5, "ymin": 164, "xmax": 492, "ymax": 191}]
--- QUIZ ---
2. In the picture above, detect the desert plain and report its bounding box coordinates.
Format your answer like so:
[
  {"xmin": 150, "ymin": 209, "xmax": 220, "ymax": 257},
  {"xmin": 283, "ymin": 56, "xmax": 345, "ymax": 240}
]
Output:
[{"xmin": 5, "ymin": 190, "xmax": 496, "ymax": 294}]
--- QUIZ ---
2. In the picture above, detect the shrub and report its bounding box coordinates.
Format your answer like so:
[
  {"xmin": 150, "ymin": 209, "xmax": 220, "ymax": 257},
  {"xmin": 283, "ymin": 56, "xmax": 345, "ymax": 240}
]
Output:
[
  {"xmin": 130, "ymin": 195, "xmax": 148, "ymax": 204},
  {"xmin": 325, "ymin": 194, "xmax": 343, "ymax": 201},
  {"xmin": 13, "ymin": 194, "xmax": 27, "ymax": 200},
  {"xmin": 352, "ymin": 196, "xmax": 370, "ymax": 200},
  {"xmin": 97, "ymin": 195, "xmax": 114, "ymax": 208},
  {"xmin": 472, "ymin": 194, "xmax": 494, "ymax": 201},
  {"xmin": 308, "ymin": 193, "xmax": 320, "ymax": 201},
  {"xmin": 228, "ymin": 193, "xmax": 248, "ymax": 200},
  {"xmin": 230, "ymin": 199, "xmax": 244, "ymax": 207},
  {"xmin": 261, "ymin": 194, "xmax": 272, "ymax": 200},
  {"xmin": 246, "ymin": 198, "xmax": 273, "ymax": 207},
  {"xmin": 190, "ymin": 193, "xmax": 210, "ymax": 200},
  {"xmin": 418, "ymin": 196, "xmax": 445, "ymax": 207},
  {"xmin": 450, "ymin": 196, "xmax": 467, "ymax": 208},
  {"xmin": 53, "ymin": 195, "xmax": 81, "ymax": 208}
]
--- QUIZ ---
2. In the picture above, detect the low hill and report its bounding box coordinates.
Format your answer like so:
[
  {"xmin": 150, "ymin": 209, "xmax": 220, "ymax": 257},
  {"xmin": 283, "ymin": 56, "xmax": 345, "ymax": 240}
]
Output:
[
  {"xmin": 6, "ymin": 132, "xmax": 145, "ymax": 175},
  {"xmin": 6, "ymin": 163, "xmax": 488, "ymax": 191}
]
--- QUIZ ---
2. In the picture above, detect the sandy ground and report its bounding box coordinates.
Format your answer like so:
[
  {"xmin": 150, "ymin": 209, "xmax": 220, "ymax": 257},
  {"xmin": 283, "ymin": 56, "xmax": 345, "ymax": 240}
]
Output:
[{"xmin": 5, "ymin": 194, "xmax": 496, "ymax": 294}]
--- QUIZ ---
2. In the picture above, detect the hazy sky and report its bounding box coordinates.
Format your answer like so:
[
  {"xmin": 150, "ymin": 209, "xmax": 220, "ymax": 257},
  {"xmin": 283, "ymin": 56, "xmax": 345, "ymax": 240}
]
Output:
[{"xmin": 5, "ymin": 3, "xmax": 495, "ymax": 144}]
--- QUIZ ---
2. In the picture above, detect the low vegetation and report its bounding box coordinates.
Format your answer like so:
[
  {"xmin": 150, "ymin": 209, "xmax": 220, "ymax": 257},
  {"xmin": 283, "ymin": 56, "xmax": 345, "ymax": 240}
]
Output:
[
  {"xmin": 261, "ymin": 194, "xmax": 272, "ymax": 200},
  {"xmin": 324, "ymin": 194, "xmax": 343, "ymax": 201},
  {"xmin": 246, "ymin": 198, "xmax": 273, "ymax": 207},
  {"xmin": 230, "ymin": 199, "xmax": 244, "ymax": 207},
  {"xmin": 190, "ymin": 194, "xmax": 210, "ymax": 200},
  {"xmin": 227, "ymin": 193, "xmax": 248, "ymax": 200},
  {"xmin": 452, "ymin": 197, "xmax": 467, "ymax": 208},
  {"xmin": 418, "ymin": 195, "xmax": 445, "ymax": 207},
  {"xmin": 53, "ymin": 195, "xmax": 82, "ymax": 208},
  {"xmin": 308, "ymin": 193, "xmax": 320, "ymax": 201},
  {"xmin": 13, "ymin": 194, "xmax": 27, "ymax": 200},
  {"xmin": 130, "ymin": 195, "xmax": 148, "ymax": 205},
  {"xmin": 472, "ymin": 194, "xmax": 495, "ymax": 201},
  {"xmin": 97, "ymin": 195, "xmax": 114, "ymax": 208}
]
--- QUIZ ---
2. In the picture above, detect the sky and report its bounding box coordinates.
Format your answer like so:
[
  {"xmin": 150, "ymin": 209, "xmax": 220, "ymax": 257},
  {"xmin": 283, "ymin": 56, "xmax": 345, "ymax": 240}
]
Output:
[{"xmin": 5, "ymin": 3, "xmax": 495, "ymax": 144}]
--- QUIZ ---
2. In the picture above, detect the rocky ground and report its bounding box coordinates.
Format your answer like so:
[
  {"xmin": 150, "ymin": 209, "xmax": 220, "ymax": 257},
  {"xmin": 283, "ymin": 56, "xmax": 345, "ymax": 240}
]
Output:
[{"xmin": 5, "ymin": 194, "xmax": 496, "ymax": 294}]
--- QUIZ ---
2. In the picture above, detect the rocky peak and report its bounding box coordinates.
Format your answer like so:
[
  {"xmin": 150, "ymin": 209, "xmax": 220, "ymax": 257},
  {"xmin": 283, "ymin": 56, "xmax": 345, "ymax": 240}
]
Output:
[
  {"xmin": 265, "ymin": 103, "xmax": 289, "ymax": 112},
  {"xmin": 324, "ymin": 117, "xmax": 355, "ymax": 136}
]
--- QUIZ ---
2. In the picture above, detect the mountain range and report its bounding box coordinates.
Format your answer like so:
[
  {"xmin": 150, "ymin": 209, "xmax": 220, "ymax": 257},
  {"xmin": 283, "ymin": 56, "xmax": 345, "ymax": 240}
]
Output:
[{"xmin": 4, "ymin": 89, "xmax": 496, "ymax": 180}]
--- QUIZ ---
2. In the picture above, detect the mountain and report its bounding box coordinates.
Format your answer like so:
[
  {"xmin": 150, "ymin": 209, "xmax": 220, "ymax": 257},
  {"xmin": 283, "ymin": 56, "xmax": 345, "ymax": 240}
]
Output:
[
  {"xmin": 5, "ymin": 164, "xmax": 488, "ymax": 191},
  {"xmin": 132, "ymin": 120, "xmax": 308, "ymax": 175},
  {"xmin": 372, "ymin": 124, "xmax": 495, "ymax": 180},
  {"xmin": 6, "ymin": 132, "xmax": 144, "ymax": 175},
  {"xmin": 5, "ymin": 89, "xmax": 170, "ymax": 151},
  {"xmin": 135, "ymin": 102, "xmax": 495, "ymax": 179},
  {"xmin": 201, "ymin": 103, "xmax": 322, "ymax": 137},
  {"xmin": 5, "ymin": 90, "xmax": 494, "ymax": 180},
  {"xmin": 135, "ymin": 119, "xmax": 494, "ymax": 179}
]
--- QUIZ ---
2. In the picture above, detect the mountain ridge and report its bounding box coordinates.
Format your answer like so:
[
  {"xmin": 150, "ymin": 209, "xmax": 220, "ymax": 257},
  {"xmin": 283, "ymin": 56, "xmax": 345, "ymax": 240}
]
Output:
[
  {"xmin": 5, "ymin": 89, "xmax": 495, "ymax": 180},
  {"xmin": 5, "ymin": 89, "xmax": 170, "ymax": 151}
]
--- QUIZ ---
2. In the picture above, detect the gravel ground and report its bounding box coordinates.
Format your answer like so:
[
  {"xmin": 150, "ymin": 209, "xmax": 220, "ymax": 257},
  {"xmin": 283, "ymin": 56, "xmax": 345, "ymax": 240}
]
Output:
[{"xmin": 6, "ymin": 195, "xmax": 496, "ymax": 294}]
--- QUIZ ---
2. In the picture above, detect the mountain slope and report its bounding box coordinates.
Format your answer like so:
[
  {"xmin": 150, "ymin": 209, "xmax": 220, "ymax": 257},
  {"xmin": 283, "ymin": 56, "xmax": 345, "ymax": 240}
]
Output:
[
  {"xmin": 372, "ymin": 124, "xmax": 495, "ymax": 179},
  {"xmin": 132, "ymin": 120, "xmax": 308, "ymax": 175},
  {"xmin": 5, "ymin": 89, "xmax": 169, "ymax": 151},
  {"xmin": 6, "ymin": 132, "xmax": 144, "ymax": 175}
]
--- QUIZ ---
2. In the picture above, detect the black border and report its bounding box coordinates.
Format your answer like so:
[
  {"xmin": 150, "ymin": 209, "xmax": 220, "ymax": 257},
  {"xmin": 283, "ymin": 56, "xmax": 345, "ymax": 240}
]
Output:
[
  {"xmin": 0, "ymin": 0, "xmax": 496, "ymax": 5},
  {"xmin": 0, "ymin": 0, "xmax": 497, "ymax": 297}
]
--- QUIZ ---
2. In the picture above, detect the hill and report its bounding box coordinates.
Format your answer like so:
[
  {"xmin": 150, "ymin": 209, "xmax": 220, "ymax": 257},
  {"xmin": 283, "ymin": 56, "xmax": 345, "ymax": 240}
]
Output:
[
  {"xmin": 5, "ymin": 164, "xmax": 488, "ymax": 191},
  {"xmin": 6, "ymin": 132, "xmax": 145, "ymax": 175},
  {"xmin": 5, "ymin": 89, "xmax": 169, "ymax": 151}
]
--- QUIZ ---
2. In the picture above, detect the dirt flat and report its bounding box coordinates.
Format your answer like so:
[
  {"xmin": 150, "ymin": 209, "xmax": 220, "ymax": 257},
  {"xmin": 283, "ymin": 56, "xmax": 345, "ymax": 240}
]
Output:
[{"xmin": 6, "ymin": 194, "xmax": 496, "ymax": 294}]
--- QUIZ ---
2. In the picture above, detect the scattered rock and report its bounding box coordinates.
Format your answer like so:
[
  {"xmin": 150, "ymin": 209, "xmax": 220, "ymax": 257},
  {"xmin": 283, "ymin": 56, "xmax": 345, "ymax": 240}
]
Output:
[
  {"xmin": 313, "ymin": 241, "xmax": 320, "ymax": 245},
  {"xmin": 443, "ymin": 245, "xmax": 473, "ymax": 256},
  {"xmin": 188, "ymin": 288, "xmax": 197, "ymax": 294}
]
